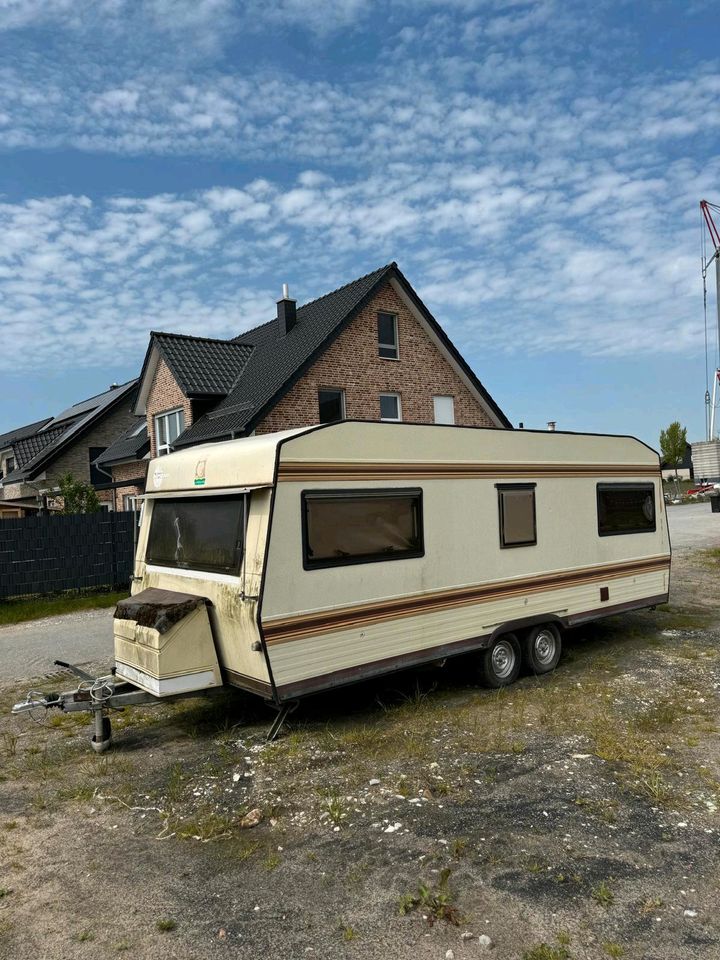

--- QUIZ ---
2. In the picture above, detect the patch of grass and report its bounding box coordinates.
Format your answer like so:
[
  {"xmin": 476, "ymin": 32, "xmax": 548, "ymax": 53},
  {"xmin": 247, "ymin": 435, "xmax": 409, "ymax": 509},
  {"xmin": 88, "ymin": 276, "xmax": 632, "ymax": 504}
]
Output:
[
  {"xmin": 0, "ymin": 887, "xmax": 13, "ymax": 898},
  {"xmin": 592, "ymin": 881, "xmax": 615, "ymax": 908},
  {"xmin": 398, "ymin": 868, "xmax": 461, "ymax": 926},
  {"xmin": 114, "ymin": 940, "xmax": 131, "ymax": 952},
  {"xmin": 639, "ymin": 896, "xmax": 664, "ymax": 915},
  {"xmin": 75, "ymin": 930, "xmax": 95, "ymax": 943},
  {"xmin": 523, "ymin": 944, "xmax": 571, "ymax": 960},
  {"xmin": 319, "ymin": 787, "xmax": 347, "ymax": 825},
  {"xmin": 0, "ymin": 590, "xmax": 126, "ymax": 626},
  {"xmin": 575, "ymin": 796, "xmax": 618, "ymax": 824},
  {"xmin": 340, "ymin": 924, "xmax": 358, "ymax": 941},
  {"xmin": 603, "ymin": 944, "xmax": 625, "ymax": 958},
  {"xmin": 450, "ymin": 837, "xmax": 467, "ymax": 858},
  {"xmin": 156, "ymin": 918, "xmax": 177, "ymax": 932}
]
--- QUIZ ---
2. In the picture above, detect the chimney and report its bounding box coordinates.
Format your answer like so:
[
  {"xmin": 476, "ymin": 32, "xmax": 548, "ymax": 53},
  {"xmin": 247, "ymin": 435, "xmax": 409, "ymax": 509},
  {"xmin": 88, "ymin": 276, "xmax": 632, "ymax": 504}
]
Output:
[
  {"xmin": 277, "ymin": 283, "xmax": 297, "ymax": 336},
  {"xmin": 547, "ymin": 421, "xmax": 556, "ymax": 432}
]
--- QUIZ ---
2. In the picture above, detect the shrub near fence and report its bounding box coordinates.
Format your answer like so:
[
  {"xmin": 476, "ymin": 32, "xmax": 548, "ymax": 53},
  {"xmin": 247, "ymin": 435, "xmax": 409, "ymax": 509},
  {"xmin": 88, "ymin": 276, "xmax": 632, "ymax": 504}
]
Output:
[{"xmin": 0, "ymin": 511, "xmax": 137, "ymax": 600}]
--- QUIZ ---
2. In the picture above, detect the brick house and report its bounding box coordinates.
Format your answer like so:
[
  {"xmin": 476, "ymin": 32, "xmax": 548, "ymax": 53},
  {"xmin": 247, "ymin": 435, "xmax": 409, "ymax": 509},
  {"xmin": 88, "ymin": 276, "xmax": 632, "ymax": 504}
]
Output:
[
  {"xmin": 0, "ymin": 381, "xmax": 138, "ymax": 516},
  {"xmin": 111, "ymin": 262, "xmax": 510, "ymax": 506}
]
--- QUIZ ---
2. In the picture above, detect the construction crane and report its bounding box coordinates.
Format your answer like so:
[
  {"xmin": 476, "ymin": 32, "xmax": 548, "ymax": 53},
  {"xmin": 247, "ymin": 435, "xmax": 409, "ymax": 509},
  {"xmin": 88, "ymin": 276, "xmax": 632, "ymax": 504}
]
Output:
[{"xmin": 700, "ymin": 200, "xmax": 720, "ymax": 441}]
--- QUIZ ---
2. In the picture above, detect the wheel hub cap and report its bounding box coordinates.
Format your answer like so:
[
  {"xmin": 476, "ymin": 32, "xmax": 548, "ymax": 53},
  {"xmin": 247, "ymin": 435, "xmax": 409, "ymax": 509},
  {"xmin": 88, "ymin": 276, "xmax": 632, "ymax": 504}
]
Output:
[
  {"xmin": 534, "ymin": 630, "xmax": 556, "ymax": 665},
  {"xmin": 492, "ymin": 641, "xmax": 515, "ymax": 679}
]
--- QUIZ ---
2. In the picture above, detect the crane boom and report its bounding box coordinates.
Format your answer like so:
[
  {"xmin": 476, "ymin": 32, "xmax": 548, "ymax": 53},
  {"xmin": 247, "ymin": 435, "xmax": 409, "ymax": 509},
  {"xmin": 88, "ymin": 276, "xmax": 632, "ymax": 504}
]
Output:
[{"xmin": 700, "ymin": 200, "xmax": 720, "ymax": 441}]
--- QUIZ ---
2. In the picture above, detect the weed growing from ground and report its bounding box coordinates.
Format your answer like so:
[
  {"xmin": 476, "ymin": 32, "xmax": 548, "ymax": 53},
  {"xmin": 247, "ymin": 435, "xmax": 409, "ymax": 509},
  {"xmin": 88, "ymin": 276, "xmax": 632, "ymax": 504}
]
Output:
[
  {"xmin": 592, "ymin": 881, "xmax": 615, "ymax": 908},
  {"xmin": 398, "ymin": 868, "xmax": 461, "ymax": 925},
  {"xmin": 156, "ymin": 919, "xmax": 177, "ymax": 932}
]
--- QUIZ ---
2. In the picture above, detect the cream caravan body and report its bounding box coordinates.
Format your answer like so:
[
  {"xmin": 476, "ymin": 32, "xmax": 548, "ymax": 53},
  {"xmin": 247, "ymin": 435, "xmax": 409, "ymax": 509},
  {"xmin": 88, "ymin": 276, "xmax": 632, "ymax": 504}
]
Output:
[{"xmin": 114, "ymin": 422, "xmax": 670, "ymax": 705}]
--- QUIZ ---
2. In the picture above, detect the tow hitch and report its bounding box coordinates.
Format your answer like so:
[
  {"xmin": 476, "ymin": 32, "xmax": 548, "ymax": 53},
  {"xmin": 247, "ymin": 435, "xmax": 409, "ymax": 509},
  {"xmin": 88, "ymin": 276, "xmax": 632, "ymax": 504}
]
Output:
[{"xmin": 11, "ymin": 659, "xmax": 158, "ymax": 753}]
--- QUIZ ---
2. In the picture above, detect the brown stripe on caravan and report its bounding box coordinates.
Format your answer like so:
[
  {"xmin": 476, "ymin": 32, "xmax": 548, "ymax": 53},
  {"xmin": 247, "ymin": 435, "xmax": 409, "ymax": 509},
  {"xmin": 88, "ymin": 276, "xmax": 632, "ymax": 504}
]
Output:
[
  {"xmin": 262, "ymin": 556, "xmax": 670, "ymax": 645},
  {"xmin": 223, "ymin": 669, "xmax": 273, "ymax": 697},
  {"xmin": 273, "ymin": 592, "xmax": 669, "ymax": 701},
  {"xmin": 277, "ymin": 461, "xmax": 660, "ymax": 482}
]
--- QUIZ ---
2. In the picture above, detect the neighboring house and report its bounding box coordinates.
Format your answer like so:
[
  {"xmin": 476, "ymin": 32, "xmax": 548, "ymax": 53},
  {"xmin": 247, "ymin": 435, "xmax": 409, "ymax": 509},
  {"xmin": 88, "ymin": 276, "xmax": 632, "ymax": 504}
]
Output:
[
  {"xmin": 0, "ymin": 381, "xmax": 139, "ymax": 515},
  {"xmin": 93, "ymin": 420, "xmax": 150, "ymax": 512},
  {"xmin": 129, "ymin": 262, "xmax": 510, "ymax": 470},
  {"xmin": 661, "ymin": 442, "xmax": 693, "ymax": 481}
]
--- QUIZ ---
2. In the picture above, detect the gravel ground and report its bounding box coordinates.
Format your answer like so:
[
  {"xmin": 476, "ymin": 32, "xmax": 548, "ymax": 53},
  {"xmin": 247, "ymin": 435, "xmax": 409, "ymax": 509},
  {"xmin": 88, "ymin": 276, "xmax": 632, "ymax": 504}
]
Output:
[
  {"xmin": 0, "ymin": 544, "xmax": 719, "ymax": 960},
  {"xmin": 666, "ymin": 501, "xmax": 720, "ymax": 549}
]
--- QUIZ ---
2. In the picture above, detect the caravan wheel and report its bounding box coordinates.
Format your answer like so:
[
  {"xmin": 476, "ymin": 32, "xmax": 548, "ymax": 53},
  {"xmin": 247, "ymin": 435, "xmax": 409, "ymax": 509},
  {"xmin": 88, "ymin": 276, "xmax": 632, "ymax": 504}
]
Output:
[
  {"xmin": 479, "ymin": 634, "xmax": 521, "ymax": 688},
  {"xmin": 522, "ymin": 624, "xmax": 562, "ymax": 675}
]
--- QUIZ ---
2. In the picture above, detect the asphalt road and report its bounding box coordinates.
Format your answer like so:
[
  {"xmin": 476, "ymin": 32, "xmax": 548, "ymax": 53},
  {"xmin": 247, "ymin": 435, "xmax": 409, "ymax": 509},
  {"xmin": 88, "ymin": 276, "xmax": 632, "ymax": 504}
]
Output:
[
  {"xmin": 666, "ymin": 499, "xmax": 720, "ymax": 548},
  {"xmin": 0, "ymin": 500, "xmax": 717, "ymax": 684},
  {"xmin": 0, "ymin": 607, "xmax": 115, "ymax": 684}
]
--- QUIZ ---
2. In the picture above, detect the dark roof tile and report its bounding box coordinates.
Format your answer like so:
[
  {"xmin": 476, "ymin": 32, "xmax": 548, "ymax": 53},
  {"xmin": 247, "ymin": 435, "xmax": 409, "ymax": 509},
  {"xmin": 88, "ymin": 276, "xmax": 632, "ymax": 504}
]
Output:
[
  {"xmin": 95, "ymin": 421, "xmax": 149, "ymax": 467},
  {"xmin": 177, "ymin": 263, "xmax": 394, "ymax": 445},
  {"xmin": 153, "ymin": 333, "xmax": 254, "ymax": 397}
]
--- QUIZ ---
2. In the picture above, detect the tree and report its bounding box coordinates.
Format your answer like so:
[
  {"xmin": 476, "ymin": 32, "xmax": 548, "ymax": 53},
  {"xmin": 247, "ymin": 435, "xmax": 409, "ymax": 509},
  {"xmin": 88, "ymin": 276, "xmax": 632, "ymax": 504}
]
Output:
[
  {"xmin": 659, "ymin": 421, "xmax": 687, "ymax": 494},
  {"xmin": 57, "ymin": 472, "xmax": 101, "ymax": 514}
]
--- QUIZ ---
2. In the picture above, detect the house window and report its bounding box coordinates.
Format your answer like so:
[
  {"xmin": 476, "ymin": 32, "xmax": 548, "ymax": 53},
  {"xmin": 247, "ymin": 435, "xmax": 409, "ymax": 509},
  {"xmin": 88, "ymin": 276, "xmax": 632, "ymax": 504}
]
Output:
[
  {"xmin": 318, "ymin": 388, "xmax": 345, "ymax": 424},
  {"xmin": 497, "ymin": 483, "xmax": 537, "ymax": 548},
  {"xmin": 6, "ymin": 457, "xmax": 14, "ymax": 474},
  {"xmin": 377, "ymin": 312, "xmax": 399, "ymax": 359},
  {"xmin": 597, "ymin": 484, "xmax": 655, "ymax": 536},
  {"xmin": 433, "ymin": 396, "xmax": 455, "ymax": 425},
  {"xmin": 379, "ymin": 393, "xmax": 402, "ymax": 421},
  {"xmin": 155, "ymin": 409, "xmax": 185, "ymax": 457},
  {"xmin": 302, "ymin": 489, "xmax": 424, "ymax": 569}
]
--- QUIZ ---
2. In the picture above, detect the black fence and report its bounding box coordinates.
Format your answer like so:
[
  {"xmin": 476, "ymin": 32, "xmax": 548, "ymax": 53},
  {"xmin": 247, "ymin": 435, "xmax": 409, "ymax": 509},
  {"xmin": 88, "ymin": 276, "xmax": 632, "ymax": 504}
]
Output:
[{"xmin": 0, "ymin": 511, "xmax": 137, "ymax": 600}]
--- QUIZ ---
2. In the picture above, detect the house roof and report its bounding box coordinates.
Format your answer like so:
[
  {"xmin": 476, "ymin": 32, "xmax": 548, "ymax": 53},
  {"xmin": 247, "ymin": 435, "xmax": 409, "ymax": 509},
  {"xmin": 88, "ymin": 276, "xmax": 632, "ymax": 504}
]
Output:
[
  {"xmin": 0, "ymin": 417, "xmax": 52, "ymax": 451},
  {"xmin": 1, "ymin": 379, "xmax": 139, "ymax": 485},
  {"xmin": 95, "ymin": 420, "xmax": 149, "ymax": 467},
  {"xmin": 174, "ymin": 262, "xmax": 511, "ymax": 446},
  {"xmin": 14, "ymin": 426, "xmax": 69, "ymax": 468},
  {"xmin": 150, "ymin": 333, "xmax": 254, "ymax": 397}
]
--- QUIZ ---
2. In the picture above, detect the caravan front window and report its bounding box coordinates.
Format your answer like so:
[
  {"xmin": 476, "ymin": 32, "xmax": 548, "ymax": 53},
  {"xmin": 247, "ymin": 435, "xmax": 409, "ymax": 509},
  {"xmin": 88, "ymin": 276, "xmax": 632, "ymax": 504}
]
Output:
[
  {"xmin": 146, "ymin": 496, "xmax": 244, "ymax": 574},
  {"xmin": 302, "ymin": 489, "xmax": 423, "ymax": 569}
]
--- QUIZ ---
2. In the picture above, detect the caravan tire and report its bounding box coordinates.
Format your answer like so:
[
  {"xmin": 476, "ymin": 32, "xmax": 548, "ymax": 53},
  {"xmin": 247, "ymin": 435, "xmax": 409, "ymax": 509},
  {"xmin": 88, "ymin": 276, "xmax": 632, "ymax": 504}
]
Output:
[
  {"xmin": 479, "ymin": 634, "xmax": 521, "ymax": 688},
  {"xmin": 522, "ymin": 624, "xmax": 562, "ymax": 675}
]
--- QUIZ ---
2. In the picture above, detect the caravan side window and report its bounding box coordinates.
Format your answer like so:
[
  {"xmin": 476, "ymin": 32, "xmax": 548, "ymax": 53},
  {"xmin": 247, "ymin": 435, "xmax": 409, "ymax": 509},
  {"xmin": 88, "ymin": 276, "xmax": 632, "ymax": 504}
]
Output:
[
  {"xmin": 497, "ymin": 483, "xmax": 537, "ymax": 548},
  {"xmin": 597, "ymin": 483, "xmax": 655, "ymax": 536},
  {"xmin": 302, "ymin": 489, "xmax": 423, "ymax": 569}
]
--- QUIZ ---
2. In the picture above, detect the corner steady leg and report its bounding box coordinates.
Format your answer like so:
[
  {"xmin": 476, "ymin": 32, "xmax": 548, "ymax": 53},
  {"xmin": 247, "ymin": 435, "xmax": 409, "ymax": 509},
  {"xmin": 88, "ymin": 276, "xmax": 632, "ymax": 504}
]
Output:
[{"xmin": 266, "ymin": 700, "xmax": 299, "ymax": 742}]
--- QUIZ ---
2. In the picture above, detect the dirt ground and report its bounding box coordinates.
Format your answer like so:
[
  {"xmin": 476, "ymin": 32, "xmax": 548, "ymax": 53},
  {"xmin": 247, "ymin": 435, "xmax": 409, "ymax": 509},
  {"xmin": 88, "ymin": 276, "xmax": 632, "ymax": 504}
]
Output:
[{"xmin": 1, "ymin": 547, "xmax": 719, "ymax": 960}]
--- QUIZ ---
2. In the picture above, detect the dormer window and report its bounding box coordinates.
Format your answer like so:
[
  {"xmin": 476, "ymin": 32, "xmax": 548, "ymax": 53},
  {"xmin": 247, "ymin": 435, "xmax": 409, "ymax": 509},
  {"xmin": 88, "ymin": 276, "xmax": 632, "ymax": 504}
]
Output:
[{"xmin": 377, "ymin": 312, "xmax": 398, "ymax": 359}]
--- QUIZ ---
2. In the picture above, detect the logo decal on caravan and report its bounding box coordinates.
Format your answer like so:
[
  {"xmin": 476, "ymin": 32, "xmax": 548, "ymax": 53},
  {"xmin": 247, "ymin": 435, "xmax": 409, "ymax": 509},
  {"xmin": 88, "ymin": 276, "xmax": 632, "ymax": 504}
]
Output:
[
  {"xmin": 152, "ymin": 467, "xmax": 168, "ymax": 488},
  {"xmin": 194, "ymin": 459, "xmax": 206, "ymax": 486}
]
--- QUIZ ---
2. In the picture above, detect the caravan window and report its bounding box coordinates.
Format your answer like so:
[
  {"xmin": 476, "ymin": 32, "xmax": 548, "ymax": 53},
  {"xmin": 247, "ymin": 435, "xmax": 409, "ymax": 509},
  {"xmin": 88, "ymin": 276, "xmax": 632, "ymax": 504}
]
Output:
[
  {"xmin": 302, "ymin": 489, "xmax": 423, "ymax": 569},
  {"xmin": 597, "ymin": 484, "xmax": 656, "ymax": 536},
  {"xmin": 146, "ymin": 496, "xmax": 244, "ymax": 574},
  {"xmin": 497, "ymin": 483, "xmax": 537, "ymax": 548}
]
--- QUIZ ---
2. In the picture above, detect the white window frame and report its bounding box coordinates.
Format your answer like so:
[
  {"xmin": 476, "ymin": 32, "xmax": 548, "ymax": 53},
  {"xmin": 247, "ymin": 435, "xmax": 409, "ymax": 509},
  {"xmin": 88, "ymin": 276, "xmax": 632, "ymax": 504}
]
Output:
[
  {"xmin": 154, "ymin": 408, "xmax": 185, "ymax": 457},
  {"xmin": 379, "ymin": 392, "xmax": 402, "ymax": 422},
  {"xmin": 433, "ymin": 395, "xmax": 455, "ymax": 425},
  {"xmin": 123, "ymin": 494, "xmax": 140, "ymax": 512},
  {"xmin": 377, "ymin": 312, "xmax": 399, "ymax": 360}
]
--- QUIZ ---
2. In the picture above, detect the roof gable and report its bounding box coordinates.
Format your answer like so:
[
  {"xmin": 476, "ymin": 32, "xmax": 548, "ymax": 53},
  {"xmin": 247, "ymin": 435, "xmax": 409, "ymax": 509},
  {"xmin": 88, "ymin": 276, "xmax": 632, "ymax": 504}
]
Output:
[
  {"xmin": 0, "ymin": 417, "xmax": 53, "ymax": 451},
  {"xmin": 176, "ymin": 262, "xmax": 510, "ymax": 446},
  {"xmin": 2, "ymin": 380, "xmax": 138, "ymax": 483},
  {"xmin": 177, "ymin": 263, "xmax": 396, "ymax": 445}
]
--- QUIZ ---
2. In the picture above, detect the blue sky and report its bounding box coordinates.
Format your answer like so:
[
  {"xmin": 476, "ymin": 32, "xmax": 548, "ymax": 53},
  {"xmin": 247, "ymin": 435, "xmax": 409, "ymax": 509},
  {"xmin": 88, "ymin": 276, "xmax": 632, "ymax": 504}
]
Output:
[{"xmin": 1, "ymin": 0, "xmax": 719, "ymax": 448}]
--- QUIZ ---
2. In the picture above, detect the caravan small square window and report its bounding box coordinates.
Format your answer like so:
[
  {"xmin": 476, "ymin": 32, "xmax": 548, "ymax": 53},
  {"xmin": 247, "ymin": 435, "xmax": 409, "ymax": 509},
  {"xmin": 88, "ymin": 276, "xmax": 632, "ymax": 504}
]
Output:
[
  {"xmin": 302, "ymin": 489, "xmax": 423, "ymax": 569},
  {"xmin": 497, "ymin": 483, "xmax": 537, "ymax": 548},
  {"xmin": 597, "ymin": 484, "xmax": 656, "ymax": 536}
]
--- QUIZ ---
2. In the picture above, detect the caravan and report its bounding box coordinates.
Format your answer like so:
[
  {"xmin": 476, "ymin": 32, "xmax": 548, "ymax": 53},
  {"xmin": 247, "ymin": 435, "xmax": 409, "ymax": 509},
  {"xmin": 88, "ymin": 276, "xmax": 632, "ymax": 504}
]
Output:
[{"xmin": 14, "ymin": 421, "xmax": 671, "ymax": 748}]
